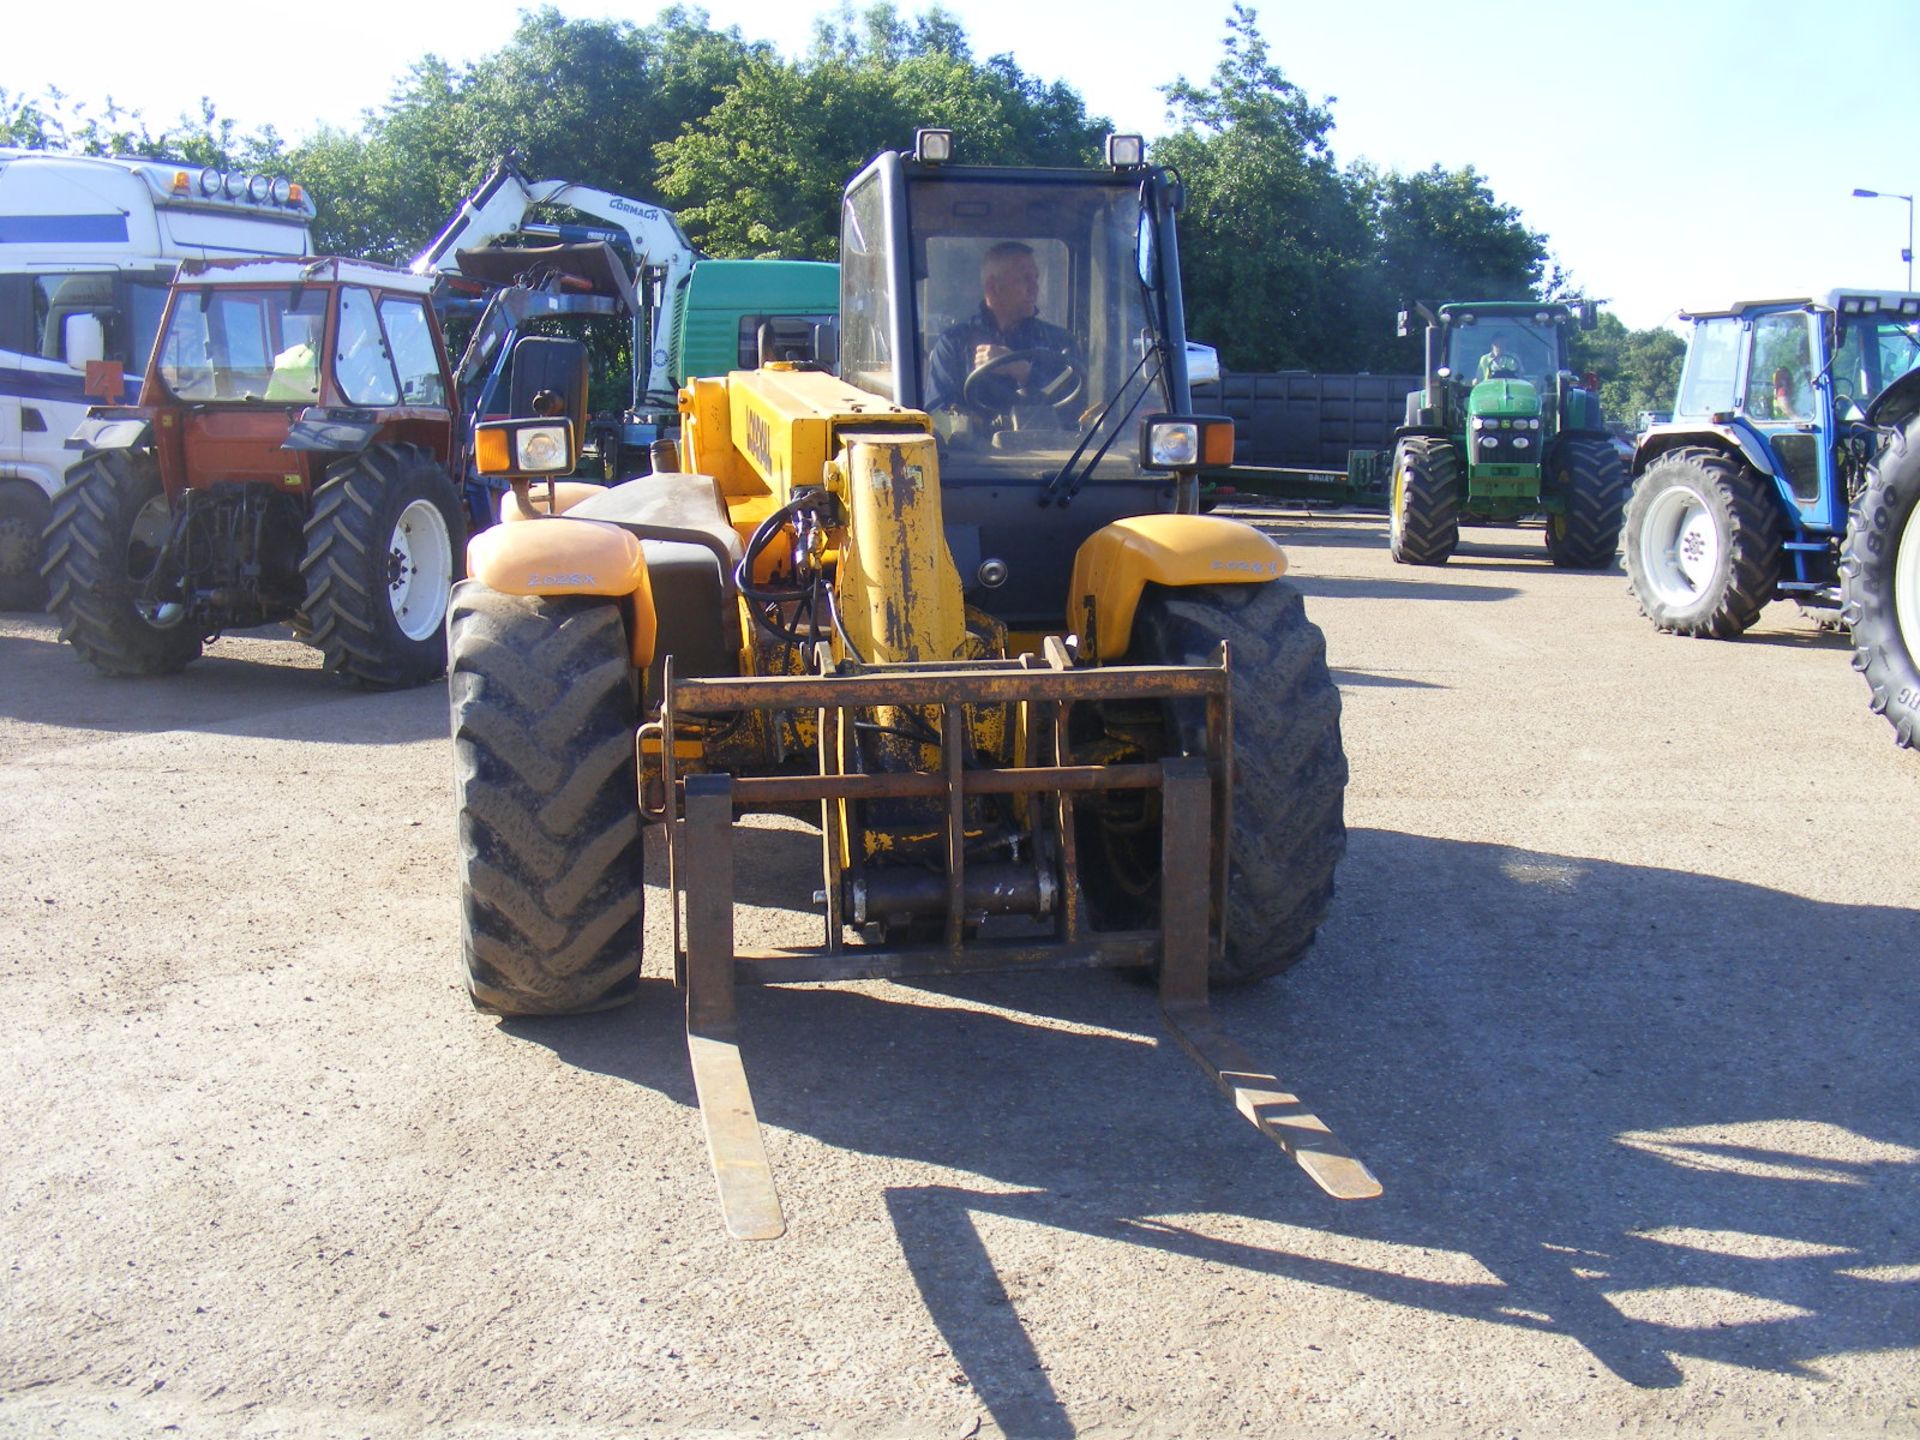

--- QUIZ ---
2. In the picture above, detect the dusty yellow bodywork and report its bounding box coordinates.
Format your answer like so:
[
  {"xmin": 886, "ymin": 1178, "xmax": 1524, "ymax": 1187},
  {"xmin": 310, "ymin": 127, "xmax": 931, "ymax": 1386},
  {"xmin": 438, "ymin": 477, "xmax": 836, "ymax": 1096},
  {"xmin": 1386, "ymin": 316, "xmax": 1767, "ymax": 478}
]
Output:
[
  {"xmin": 833, "ymin": 430, "xmax": 967, "ymax": 665},
  {"xmin": 682, "ymin": 366, "xmax": 928, "ymax": 556},
  {"xmin": 1069, "ymin": 515, "xmax": 1287, "ymax": 661},
  {"xmin": 467, "ymin": 518, "xmax": 658, "ymax": 666}
]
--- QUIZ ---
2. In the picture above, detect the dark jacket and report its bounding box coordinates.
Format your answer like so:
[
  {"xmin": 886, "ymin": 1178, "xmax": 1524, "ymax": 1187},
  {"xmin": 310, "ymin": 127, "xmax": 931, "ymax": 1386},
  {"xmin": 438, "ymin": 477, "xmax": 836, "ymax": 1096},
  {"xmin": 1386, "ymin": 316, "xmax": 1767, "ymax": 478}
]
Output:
[{"xmin": 926, "ymin": 306, "xmax": 1078, "ymax": 413}]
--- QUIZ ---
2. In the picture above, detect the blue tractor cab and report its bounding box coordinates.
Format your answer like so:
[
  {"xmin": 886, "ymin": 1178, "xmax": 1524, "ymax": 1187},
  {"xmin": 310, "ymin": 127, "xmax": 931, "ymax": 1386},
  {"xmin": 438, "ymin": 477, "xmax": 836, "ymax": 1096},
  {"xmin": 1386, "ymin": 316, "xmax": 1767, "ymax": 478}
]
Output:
[{"xmin": 1624, "ymin": 289, "xmax": 1920, "ymax": 747}]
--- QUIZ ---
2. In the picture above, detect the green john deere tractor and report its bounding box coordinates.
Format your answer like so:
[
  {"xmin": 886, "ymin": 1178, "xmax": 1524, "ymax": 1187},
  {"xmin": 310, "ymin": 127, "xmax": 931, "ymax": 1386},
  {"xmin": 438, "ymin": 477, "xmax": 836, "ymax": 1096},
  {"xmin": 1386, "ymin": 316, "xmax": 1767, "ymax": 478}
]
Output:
[{"xmin": 1389, "ymin": 299, "xmax": 1627, "ymax": 567}]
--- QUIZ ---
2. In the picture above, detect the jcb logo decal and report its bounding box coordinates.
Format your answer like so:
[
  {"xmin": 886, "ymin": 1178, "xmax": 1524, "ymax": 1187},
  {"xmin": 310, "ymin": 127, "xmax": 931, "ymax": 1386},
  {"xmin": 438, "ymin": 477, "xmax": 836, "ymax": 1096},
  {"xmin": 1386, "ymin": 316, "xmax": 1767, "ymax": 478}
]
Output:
[{"xmin": 745, "ymin": 409, "xmax": 774, "ymax": 474}]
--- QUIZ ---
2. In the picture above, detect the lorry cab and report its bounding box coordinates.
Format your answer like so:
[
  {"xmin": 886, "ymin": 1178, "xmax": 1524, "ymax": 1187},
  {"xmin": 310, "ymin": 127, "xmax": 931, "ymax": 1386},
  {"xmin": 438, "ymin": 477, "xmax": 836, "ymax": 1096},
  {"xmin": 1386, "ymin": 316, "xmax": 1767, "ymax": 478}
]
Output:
[{"xmin": 0, "ymin": 150, "xmax": 314, "ymax": 606}]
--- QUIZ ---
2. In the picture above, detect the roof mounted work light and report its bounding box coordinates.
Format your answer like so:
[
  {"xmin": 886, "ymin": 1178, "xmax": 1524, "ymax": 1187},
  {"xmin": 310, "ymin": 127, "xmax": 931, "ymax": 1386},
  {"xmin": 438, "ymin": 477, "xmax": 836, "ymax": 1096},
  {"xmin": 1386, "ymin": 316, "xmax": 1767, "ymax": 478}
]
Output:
[
  {"xmin": 1106, "ymin": 134, "xmax": 1145, "ymax": 169},
  {"xmin": 914, "ymin": 128, "xmax": 953, "ymax": 164}
]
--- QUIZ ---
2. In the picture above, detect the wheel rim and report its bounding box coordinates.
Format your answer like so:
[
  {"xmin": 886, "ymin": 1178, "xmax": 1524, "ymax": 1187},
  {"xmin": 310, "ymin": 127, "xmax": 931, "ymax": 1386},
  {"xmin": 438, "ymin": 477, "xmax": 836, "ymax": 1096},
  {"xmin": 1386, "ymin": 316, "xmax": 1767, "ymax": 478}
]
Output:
[
  {"xmin": 1897, "ymin": 500, "xmax": 1920, "ymax": 663},
  {"xmin": 1638, "ymin": 483, "xmax": 1718, "ymax": 607},
  {"xmin": 1390, "ymin": 462, "xmax": 1406, "ymax": 544},
  {"xmin": 386, "ymin": 498, "xmax": 453, "ymax": 641},
  {"xmin": 128, "ymin": 493, "xmax": 186, "ymax": 628}
]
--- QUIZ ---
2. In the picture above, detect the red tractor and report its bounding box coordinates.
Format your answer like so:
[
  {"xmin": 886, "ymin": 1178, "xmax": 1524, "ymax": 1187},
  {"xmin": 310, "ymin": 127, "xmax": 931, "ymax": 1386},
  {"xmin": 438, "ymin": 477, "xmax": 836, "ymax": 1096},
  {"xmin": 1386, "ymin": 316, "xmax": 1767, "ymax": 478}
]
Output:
[{"xmin": 44, "ymin": 257, "xmax": 466, "ymax": 687}]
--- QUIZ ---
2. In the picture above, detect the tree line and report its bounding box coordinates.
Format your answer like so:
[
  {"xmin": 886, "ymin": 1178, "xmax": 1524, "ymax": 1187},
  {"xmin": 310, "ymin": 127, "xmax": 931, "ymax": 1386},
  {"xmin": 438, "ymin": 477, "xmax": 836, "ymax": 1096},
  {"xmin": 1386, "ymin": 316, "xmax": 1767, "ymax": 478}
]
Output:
[{"xmin": 0, "ymin": 3, "xmax": 1681, "ymax": 421}]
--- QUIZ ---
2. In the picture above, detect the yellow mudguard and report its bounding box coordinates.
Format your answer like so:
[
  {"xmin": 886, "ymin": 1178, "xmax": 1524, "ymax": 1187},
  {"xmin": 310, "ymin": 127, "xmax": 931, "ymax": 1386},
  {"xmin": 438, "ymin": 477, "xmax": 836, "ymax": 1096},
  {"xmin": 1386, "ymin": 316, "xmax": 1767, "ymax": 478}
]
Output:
[
  {"xmin": 1069, "ymin": 514, "xmax": 1286, "ymax": 661},
  {"xmin": 467, "ymin": 517, "xmax": 657, "ymax": 667}
]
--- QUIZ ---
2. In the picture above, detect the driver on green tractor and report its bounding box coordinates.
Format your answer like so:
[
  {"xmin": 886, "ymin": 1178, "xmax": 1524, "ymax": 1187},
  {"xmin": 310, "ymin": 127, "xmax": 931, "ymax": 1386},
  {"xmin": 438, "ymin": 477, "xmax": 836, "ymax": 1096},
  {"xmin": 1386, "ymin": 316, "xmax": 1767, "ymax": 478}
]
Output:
[
  {"xmin": 1477, "ymin": 333, "xmax": 1521, "ymax": 382},
  {"xmin": 926, "ymin": 240, "xmax": 1082, "ymax": 419}
]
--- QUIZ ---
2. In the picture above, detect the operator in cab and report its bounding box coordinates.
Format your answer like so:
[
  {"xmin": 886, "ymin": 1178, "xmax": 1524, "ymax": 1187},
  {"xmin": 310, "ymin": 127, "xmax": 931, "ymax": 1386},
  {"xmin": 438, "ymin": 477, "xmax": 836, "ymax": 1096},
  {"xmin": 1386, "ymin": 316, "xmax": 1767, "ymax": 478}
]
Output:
[
  {"xmin": 1478, "ymin": 333, "xmax": 1522, "ymax": 382},
  {"xmin": 926, "ymin": 241, "xmax": 1081, "ymax": 420}
]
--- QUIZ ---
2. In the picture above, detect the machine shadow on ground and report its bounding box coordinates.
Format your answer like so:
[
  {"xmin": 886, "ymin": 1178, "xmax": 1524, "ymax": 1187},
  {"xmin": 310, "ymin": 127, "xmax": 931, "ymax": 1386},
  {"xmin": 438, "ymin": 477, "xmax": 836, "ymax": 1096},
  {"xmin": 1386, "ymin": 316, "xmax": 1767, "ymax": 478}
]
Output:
[
  {"xmin": 512, "ymin": 827, "xmax": 1920, "ymax": 1436},
  {"xmin": 1282, "ymin": 573, "xmax": 1524, "ymax": 604},
  {"xmin": 0, "ymin": 616, "xmax": 448, "ymax": 745}
]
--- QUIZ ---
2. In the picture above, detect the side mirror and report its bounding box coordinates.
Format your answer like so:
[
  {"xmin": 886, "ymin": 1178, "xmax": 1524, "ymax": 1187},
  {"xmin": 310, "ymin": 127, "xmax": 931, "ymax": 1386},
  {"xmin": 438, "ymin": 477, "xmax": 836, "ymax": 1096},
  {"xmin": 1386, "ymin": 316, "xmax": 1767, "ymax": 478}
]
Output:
[
  {"xmin": 1396, "ymin": 308, "xmax": 1411, "ymax": 339},
  {"xmin": 64, "ymin": 314, "xmax": 106, "ymax": 368},
  {"xmin": 1136, "ymin": 210, "xmax": 1160, "ymax": 291},
  {"xmin": 1579, "ymin": 301, "xmax": 1598, "ymax": 331}
]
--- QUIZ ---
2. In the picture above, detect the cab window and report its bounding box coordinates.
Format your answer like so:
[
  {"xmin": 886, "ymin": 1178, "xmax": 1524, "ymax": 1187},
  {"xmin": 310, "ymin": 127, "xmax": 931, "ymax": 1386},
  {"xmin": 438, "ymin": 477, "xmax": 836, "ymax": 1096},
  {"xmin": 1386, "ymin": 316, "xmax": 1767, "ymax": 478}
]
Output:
[
  {"xmin": 378, "ymin": 295, "xmax": 445, "ymax": 407},
  {"xmin": 1745, "ymin": 312, "xmax": 1814, "ymax": 421},
  {"xmin": 1674, "ymin": 317, "xmax": 1741, "ymax": 417},
  {"xmin": 335, "ymin": 286, "xmax": 400, "ymax": 406}
]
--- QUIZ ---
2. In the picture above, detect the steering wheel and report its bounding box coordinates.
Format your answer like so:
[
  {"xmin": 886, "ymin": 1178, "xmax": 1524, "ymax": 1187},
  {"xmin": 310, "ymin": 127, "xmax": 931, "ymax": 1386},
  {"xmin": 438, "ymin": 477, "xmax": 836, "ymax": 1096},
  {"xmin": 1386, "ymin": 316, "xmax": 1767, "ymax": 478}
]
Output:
[{"xmin": 961, "ymin": 348, "xmax": 1087, "ymax": 417}]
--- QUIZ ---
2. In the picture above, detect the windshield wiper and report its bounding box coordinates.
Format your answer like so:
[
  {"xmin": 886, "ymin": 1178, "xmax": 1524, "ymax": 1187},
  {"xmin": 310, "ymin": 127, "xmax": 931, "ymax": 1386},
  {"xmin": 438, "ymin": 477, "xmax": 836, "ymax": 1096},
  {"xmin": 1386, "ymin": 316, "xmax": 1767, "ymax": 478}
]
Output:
[{"xmin": 1037, "ymin": 345, "xmax": 1161, "ymax": 507}]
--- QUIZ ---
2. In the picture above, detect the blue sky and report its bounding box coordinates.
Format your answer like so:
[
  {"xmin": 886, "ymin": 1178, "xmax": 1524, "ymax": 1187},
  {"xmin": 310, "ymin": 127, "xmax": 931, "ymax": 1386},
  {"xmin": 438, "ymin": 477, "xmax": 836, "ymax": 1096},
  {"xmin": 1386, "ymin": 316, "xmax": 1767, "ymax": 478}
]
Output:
[{"xmin": 8, "ymin": 0, "xmax": 1917, "ymax": 331}]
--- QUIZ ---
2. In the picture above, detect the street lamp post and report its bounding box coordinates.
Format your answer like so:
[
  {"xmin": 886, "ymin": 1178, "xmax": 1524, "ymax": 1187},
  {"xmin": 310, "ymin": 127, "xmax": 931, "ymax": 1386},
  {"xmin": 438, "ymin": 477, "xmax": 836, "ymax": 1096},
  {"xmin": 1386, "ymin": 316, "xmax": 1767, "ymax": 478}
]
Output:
[{"xmin": 1852, "ymin": 187, "xmax": 1915, "ymax": 291}]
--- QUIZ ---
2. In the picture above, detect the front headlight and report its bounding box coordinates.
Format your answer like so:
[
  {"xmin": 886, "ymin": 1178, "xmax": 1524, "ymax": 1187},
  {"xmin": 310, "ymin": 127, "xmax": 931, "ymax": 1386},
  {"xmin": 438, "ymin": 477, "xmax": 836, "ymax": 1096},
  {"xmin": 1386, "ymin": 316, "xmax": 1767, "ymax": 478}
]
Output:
[
  {"xmin": 475, "ymin": 418, "xmax": 576, "ymax": 477},
  {"xmin": 1150, "ymin": 421, "xmax": 1199, "ymax": 467},
  {"xmin": 518, "ymin": 425, "xmax": 569, "ymax": 471},
  {"xmin": 1139, "ymin": 414, "xmax": 1234, "ymax": 470}
]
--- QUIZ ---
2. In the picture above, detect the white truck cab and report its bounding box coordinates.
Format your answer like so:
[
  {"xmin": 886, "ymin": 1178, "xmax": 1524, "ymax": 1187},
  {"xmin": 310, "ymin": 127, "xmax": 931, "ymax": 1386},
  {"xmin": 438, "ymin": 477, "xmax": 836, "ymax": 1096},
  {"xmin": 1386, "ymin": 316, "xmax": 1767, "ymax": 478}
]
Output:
[{"xmin": 0, "ymin": 149, "xmax": 315, "ymax": 606}]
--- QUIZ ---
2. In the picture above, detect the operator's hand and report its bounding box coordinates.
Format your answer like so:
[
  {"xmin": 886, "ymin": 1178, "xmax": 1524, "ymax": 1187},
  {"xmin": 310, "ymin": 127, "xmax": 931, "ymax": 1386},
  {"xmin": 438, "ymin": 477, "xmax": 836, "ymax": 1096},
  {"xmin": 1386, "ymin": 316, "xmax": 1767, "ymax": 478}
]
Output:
[{"xmin": 975, "ymin": 343, "xmax": 1031, "ymax": 384}]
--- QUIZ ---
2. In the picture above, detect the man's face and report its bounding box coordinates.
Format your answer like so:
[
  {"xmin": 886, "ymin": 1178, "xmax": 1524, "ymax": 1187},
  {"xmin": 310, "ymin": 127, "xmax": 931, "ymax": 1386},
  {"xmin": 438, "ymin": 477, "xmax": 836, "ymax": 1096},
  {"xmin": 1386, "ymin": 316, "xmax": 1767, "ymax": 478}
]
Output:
[{"xmin": 983, "ymin": 253, "xmax": 1040, "ymax": 328}]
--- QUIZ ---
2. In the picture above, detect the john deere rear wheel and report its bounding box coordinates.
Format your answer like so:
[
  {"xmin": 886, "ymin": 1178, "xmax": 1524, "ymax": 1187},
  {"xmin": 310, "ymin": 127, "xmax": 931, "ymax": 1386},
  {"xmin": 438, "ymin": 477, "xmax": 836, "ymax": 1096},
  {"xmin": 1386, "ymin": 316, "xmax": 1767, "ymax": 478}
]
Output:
[
  {"xmin": 1840, "ymin": 419, "xmax": 1920, "ymax": 748},
  {"xmin": 1077, "ymin": 581, "xmax": 1347, "ymax": 986},
  {"xmin": 1624, "ymin": 446, "xmax": 1780, "ymax": 637},
  {"xmin": 301, "ymin": 443, "xmax": 463, "ymax": 689},
  {"xmin": 448, "ymin": 583, "xmax": 645, "ymax": 1014},
  {"xmin": 1389, "ymin": 436, "xmax": 1460, "ymax": 565},
  {"xmin": 1545, "ymin": 436, "xmax": 1627, "ymax": 570},
  {"xmin": 42, "ymin": 450, "xmax": 203, "ymax": 675}
]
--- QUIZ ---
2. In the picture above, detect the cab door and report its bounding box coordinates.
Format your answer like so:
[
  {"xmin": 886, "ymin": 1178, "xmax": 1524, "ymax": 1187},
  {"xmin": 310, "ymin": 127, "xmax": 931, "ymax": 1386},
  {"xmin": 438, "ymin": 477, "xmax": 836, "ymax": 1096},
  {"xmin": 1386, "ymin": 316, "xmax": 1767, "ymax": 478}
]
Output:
[{"xmin": 1740, "ymin": 308, "xmax": 1837, "ymax": 531}]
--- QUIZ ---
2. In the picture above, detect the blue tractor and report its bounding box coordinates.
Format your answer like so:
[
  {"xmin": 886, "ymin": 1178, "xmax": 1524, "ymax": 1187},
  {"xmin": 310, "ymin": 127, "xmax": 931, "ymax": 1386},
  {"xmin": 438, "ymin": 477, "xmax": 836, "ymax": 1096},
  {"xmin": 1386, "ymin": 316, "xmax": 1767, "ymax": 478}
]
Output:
[{"xmin": 1623, "ymin": 290, "xmax": 1920, "ymax": 748}]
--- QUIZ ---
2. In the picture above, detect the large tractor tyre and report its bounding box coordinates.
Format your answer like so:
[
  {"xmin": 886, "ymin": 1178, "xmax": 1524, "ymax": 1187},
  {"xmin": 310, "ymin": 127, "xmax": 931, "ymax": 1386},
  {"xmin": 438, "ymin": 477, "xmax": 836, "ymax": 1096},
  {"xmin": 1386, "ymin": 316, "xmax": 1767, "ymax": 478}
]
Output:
[
  {"xmin": 301, "ymin": 443, "xmax": 464, "ymax": 689},
  {"xmin": 448, "ymin": 584, "xmax": 645, "ymax": 1015},
  {"xmin": 1388, "ymin": 436, "xmax": 1461, "ymax": 566},
  {"xmin": 0, "ymin": 483, "xmax": 51, "ymax": 610},
  {"xmin": 1078, "ymin": 581, "xmax": 1348, "ymax": 986},
  {"xmin": 1840, "ymin": 423, "xmax": 1920, "ymax": 748},
  {"xmin": 41, "ymin": 451, "xmax": 203, "ymax": 676},
  {"xmin": 1623, "ymin": 446, "xmax": 1781, "ymax": 637},
  {"xmin": 1545, "ymin": 436, "xmax": 1628, "ymax": 570}
]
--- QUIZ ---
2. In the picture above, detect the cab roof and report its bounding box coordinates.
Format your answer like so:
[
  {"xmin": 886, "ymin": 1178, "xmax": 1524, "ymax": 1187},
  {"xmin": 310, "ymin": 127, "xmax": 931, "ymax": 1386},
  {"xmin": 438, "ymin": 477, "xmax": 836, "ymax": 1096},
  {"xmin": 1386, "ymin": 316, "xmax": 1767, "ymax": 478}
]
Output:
[
  {"xmin": 172, "ymin": 256, "xmax": 435, "ymax": 294},
  {"xmin": 1679, "ymin": 289, "xmax": 1920, "ymax": 320}
]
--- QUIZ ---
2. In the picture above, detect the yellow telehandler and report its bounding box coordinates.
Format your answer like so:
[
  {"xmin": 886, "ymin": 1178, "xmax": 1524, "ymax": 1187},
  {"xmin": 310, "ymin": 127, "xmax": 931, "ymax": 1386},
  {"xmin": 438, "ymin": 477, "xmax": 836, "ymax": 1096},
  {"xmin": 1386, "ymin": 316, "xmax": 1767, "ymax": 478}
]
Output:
[{"xmin": 446, "ymin": 132, "xmax": 1375, "ymax": 1238}]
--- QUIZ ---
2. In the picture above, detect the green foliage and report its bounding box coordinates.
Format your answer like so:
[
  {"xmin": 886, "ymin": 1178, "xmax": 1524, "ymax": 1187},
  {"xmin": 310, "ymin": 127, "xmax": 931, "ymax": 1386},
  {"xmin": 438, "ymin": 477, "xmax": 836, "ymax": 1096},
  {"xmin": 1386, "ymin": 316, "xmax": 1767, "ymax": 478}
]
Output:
[
  {"xmin": 654, "ymin": 5, "xmax": 1107, "ymax": 259},
  {"xmin": 1153, "ymin": 7, "xmax": 1546, "ymax": 375},
  {"xmin": 1155, "ymin": 6, "xmax": 1371, "ymax": 371},
  {"xmin": 1, "ymin": 85, "xmax": 281, "ymax": 170},
  {"xmin": 275, "ymin": 7, "xmax": 771, "ymax": 260},
  {"xmin": 1569, "ymin": 312, "xmax": 1686, "ymax": 427},
  {"xmin": 4, "ymin": 2, "xmax": 1619, "ymax": 395}
]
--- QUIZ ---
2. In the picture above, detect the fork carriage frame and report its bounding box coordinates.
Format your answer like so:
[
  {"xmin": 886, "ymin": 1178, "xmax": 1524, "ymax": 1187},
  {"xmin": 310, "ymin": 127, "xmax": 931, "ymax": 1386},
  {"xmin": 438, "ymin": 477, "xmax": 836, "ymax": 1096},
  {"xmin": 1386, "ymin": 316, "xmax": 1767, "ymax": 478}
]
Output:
[{"xmin": 646, "ymin": 641, "xmax": 1378, "ymax": 1241}]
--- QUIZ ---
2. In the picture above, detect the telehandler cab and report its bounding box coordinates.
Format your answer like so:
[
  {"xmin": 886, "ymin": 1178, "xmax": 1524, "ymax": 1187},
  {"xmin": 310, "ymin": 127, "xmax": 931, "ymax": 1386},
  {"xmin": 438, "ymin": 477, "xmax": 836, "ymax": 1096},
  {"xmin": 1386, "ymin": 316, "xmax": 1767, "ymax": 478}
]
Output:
[{"xmin": 447, "ymin": 132, "xmax": 1374, "ymax": 1238}]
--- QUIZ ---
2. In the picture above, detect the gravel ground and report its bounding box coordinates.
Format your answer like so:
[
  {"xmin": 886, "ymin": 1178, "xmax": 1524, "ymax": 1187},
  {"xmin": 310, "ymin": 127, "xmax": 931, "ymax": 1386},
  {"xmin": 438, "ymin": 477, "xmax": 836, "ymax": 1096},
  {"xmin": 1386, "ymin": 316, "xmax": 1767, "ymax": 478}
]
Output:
[{"xmin": 2, "ymin": 506, "xmax": 1916, "ymax": 1439}]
